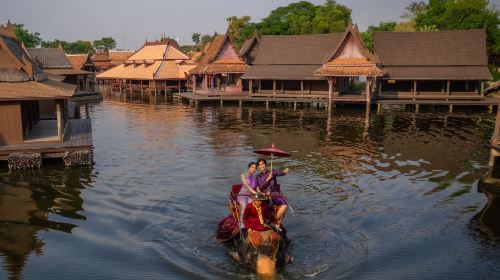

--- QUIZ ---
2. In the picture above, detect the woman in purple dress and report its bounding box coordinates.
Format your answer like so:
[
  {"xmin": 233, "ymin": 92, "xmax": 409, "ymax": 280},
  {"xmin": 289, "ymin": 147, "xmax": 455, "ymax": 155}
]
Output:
[
  {"xmin": 256, "ymin": 159, "xmax": 289, "ymax": 224},
  {"xmin": 237, "ymin": 162, "xmax": 258, "ymax": 229}
]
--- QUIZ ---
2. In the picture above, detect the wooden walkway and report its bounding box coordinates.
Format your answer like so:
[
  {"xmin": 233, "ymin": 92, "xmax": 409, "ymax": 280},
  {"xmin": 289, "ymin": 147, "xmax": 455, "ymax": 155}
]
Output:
[
  {"xmin": 175, "ymin": 91, "xmax": 368, "ymax": 104},
  {"xmin": 175, "ymin": 91, "xmax": 499, "ymax": 107},
  {"xmin": 0, "ymin": 119, "xmax": 92, "ymax": 159}
]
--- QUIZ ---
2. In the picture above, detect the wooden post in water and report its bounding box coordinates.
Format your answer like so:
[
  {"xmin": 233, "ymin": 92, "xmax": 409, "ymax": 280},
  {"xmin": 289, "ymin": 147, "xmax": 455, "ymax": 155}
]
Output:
[
  {"xmin": 56, "ymin": 101, "xmax": 62, "ymax": 140},
  {"xmin": 273, "ymin": 80, "xmax": 276, "ymax": 95},
  {"xmin": 492, "ymin": 103, "xmax": 500, "ymax": 146},
  {"xmin": 327, "ymin": 77, "xmax": 333, "ymax": 110}
]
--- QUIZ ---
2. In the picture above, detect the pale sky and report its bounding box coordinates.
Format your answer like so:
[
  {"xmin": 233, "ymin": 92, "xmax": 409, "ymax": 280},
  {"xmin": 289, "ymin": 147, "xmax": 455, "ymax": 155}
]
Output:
[{"xmin": 1, "ymin": 0, "xmax": 499, "ymax": 50}]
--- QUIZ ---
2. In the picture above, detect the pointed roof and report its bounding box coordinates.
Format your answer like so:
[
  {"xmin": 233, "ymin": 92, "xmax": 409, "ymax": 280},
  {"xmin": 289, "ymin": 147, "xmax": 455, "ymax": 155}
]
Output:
[
  {"xmin": 0, "ymin": 21, "xmax": 75, "ymax": 100},
  {"xmin": 66, "ymin": 53, "xmax": 93, "ymax": 69},
  {"xmin": 27, "ymin": 47, "xmax": 73, "ymax": 69},
  {"xmin": 96, "ymin": 38, "xmax": 194, "ymax": 80},
  {"xmin": 190, "ymin": 31, "xmax": 248, "ymax": 74},
  {"xmin": 315, "ymin": 22, "xmax": 383, "ymax": 77}
]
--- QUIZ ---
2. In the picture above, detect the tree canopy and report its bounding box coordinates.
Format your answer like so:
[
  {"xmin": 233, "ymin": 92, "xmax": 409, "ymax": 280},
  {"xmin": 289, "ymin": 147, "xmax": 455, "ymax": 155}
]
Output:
[
  {"xmin": 93, "ymin": 37, "xmax": 116, "ymax": 51},
  {"xmin": 13, "ymin": 23, "xmax": 42, "ymax": 47}
]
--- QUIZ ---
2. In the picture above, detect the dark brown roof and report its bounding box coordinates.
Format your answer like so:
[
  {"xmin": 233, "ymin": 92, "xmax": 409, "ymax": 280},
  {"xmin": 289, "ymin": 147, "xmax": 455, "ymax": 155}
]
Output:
[
  {"xmin": 27, "ymin": 48, "xmax": 73, "ymax": 69},
  {"xmin": 374, "ymin": 29, "xmax": 492, "ymax": 80},
  {"xmin": 241, "ymin": 33, "xmax": 343, "ymax": 80},
  {"xmin": 0, "ymin": 34, "xmax": 45, "ymax": 82},
  {"xmin": 252, "ymin": 33, "xmax": 343, "ymax": 65},
  {"xmin": 243, "ymin": 65, "xmax": 323, "ymax": 80},
  {"xmin": 374, "ymin": 29, "xmax": 488, "ymax": 66},
  {"xmin": 382, "ymin": 66, "xmax": 492, "ymax": 80}
]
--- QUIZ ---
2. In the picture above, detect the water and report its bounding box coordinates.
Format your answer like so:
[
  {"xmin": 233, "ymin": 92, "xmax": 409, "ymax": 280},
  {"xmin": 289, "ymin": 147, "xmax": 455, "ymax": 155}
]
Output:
[{"xmin": 1, "ymin": 93, "xmax": 500, "ymax": 279}]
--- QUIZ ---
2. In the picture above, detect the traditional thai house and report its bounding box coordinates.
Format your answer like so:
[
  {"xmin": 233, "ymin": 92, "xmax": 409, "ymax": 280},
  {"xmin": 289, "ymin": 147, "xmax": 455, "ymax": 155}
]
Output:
[
  {"xmin": 240, "ymin": 33, "xmax": 345, "ymax": 98},
  {"xmin": 373, "ymin": 29, "xmax": 493, "ymax": 101},
  {"xmin": 92, "ymin": 50, "xmax": 135, "ymax": 72},
  {"xmin": 96, "ymin": 38, "xmax": 196, "ymax": 94},
  {"xmin": 28, "ymin": 46, "xmax": 95, "ymax": 93},
  {"xmin": 314, "ymin": 23, "xmax": 383, "ymax": 104},
  {"xmin": 67, "ymin": 53, "xmax": 98, "ymax": 72},
  {"xmin": 189, "ymin": 32, "xmax": 249, "ymax": 95},
  {"xmin": 0, "ymin": 22, "xmax": 92, "ymax": 168}
]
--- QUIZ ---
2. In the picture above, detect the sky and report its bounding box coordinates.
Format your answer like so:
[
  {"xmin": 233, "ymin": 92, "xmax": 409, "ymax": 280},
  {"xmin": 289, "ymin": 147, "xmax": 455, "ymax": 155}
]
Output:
[{"xmin": 1, "ymin": 0, "xmax": 499, "ymax": 50}]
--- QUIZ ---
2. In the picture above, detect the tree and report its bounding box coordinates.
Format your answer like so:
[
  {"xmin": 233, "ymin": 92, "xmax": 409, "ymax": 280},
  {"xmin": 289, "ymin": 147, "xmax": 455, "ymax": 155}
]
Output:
[
  {"xmin": 93, "ymin": 37, "xmax": 116, "ymax": 51},
  {"xmin": 312, "ymin": 0, "xmax": 352, "ymax": 33},
  {"xmin": 414, "ymin": 0, "xmax": 500, "ymax": 65},
  {"xmin": 395, "ymin": 20, "xmax": 417, "ymax": 31},
  {"xmin": 192, "ymin": 33, "xmax": 201, "ymax": 45},
  {"xmin": 13, "ymin": 23, "xmax": 41, "ymax": 47},
  {"xmin": 401, "ymin": 1, "xmax": 428, "ymax": 19},
  {"xmin": 361, "ymin": 21, "xmax": 397, "ymax": 50}
]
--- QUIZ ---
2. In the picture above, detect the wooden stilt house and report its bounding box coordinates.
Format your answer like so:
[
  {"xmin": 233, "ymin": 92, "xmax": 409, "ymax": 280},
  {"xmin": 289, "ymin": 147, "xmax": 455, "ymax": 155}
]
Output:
[
  {"xmin": 0, "ymin": 22, "xmax": 92, "ymax": 167},
  {"xmin": 315, "ymin": 22, "xmax": 382, "ymax": 104},
  {"xmin": 373, "ymin": 29, "xmax": 493, "ymax": 102},
  {"xmin": 189, "ymin": 32, "xmax": 249, "ymax": 95},
  {"xmin": 96, "ymin": 38, "xmax": 196, "ymax": 94}
]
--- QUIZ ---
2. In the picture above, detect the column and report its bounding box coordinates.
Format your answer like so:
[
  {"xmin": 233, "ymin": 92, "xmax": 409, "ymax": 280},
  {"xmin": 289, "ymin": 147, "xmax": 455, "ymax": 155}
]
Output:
[
  {"xmin": 56, "ymin": 100, "xmax": 62, "ymax": 140},
  {"xmin": 249, "ymin": 80, "xmax": 253, "ymax": 94}
]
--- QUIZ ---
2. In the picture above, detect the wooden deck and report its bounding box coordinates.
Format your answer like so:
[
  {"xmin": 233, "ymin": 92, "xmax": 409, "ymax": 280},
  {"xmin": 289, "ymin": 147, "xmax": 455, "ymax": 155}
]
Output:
[
  {"xmin": 376, "ymin": 96, "xmax": 499, "ymax": 106},
  {"xmin": 0, "ymin": 118, "xmax": 93, "ymax": 160},
  {"xmin": 175, "ymin": 91, "xmax": 368, "ymax": 104}
]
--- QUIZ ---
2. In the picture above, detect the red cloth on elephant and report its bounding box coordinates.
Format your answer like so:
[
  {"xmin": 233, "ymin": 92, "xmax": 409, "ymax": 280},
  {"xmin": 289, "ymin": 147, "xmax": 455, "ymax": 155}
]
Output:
[{"xmin": 243, "ymin": 202, "xmax": 276, "ymax": 232}]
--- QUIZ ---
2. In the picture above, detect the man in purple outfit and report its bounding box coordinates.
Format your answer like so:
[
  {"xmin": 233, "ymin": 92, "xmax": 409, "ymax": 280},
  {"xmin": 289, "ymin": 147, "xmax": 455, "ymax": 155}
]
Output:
[{"xmin": 256, "ymin": 158, "xmax": 289, "ymax": 224}]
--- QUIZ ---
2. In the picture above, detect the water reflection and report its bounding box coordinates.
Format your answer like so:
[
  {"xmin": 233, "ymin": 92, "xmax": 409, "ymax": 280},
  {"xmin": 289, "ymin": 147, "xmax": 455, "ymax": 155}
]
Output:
[{"xmin": 0, "ymin": 166, "xmax": 93, "ymax": 279}]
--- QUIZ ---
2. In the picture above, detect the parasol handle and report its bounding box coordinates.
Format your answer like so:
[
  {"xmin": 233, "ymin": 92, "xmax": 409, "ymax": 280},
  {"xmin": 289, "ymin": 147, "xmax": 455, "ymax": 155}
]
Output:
[{"xmin": 270, "ymin": 153, "xmax": 273, "ymax": 172}]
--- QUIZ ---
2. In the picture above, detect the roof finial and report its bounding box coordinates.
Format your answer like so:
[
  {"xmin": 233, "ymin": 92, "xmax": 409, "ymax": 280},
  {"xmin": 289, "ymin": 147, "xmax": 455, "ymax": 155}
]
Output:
[
  {"xmin": 7, "ymin": 19, "xmax": 12, "ymax": 28},
  {"xmin": 57, "ymin": 42, "xmax": 64, "ymax": 51}
]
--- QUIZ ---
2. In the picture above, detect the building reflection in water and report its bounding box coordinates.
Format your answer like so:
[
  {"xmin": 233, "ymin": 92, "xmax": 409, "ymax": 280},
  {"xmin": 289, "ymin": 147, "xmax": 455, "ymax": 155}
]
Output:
[
  {"xmin": 0, "ymin": 166, "xmax": 92, "ymax": 279},
  {"xmin": 474, "ymin": 149, "xmax": 500, "ymax": 244}
]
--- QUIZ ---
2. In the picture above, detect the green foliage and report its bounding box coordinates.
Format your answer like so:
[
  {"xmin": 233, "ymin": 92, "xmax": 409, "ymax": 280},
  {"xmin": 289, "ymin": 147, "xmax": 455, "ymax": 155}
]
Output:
[
  {"xmin": 41, "ymin": 39, "xmax": 94, "ymax": 54},
  {"xmin": 490, "ymin": 65, "xmax": 500, "ymax": 81},
  {"xmin": 93, "ymin": 37, "xmax": 116, "ymax": 51},
  {"xmin": 414, "ymin": 0, "xmax": 500, "ymax": 57},
  {"xmin": 401, "ymin": 1, "xmax": 428, "ymax": 19},
  {"xmin": 191, "ymin": 33, "xmax": 201, "ymax": 45},
  {"xmin": 13, "ymin": 23, "xmax": 41, "ymax": 47},
  {"xmin": 361, "ymin": 21, "xmax": 397, "ymax": 50},
  {"xmin": 312, "ymin": 0, "xmax": 352, "ymax": 33},
  {"xmin": 255, "ymin": 1, "xmax": 351, "ymax": 36}
]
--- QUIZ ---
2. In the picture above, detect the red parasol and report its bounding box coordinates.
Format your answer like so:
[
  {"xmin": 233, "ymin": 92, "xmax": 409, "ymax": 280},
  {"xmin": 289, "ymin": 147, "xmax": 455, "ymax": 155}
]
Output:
[{"xmin": 254, "ymin": 144, "xmax": 291, "ymax": 170}]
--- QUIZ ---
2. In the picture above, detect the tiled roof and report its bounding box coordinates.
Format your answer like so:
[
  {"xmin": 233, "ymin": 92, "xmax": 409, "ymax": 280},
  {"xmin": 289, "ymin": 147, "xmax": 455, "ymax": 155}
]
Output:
[
  {"xmin": 66, "ymin": 54, "xmax": 89, "ymax": 69},
  {"xmin": 27, "ymin": 48, "xmax": 73, "ymax": 69},
  {"xmin": 374, "ymin": 29, "xmax": 492, "ymax": 80},
  {"xmin": 191, "ymin": 33, "xmax": 248, "ymax": 75},
  {"xmin": 374, "ymin": 29, "xmax": 488, "ymax": 66},
  {"xmin": 0, "ymin": 79, "xmax": 75, "ymax": 100}
]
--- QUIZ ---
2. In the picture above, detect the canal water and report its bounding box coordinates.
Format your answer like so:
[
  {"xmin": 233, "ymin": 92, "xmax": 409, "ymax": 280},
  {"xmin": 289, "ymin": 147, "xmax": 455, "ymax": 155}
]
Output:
[{"xmin": 1, "ymin": 93, "xmax": 500, "ymax": 279}]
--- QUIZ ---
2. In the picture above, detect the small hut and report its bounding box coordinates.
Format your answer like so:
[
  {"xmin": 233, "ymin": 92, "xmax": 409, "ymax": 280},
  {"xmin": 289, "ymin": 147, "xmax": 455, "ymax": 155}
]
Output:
[
  {"xmin": 189, "ymin": 32, "xmax": 249, "ymax": 95},
  {"xmin": 314, "ymin": 22, "xmax": 383, "ymax": 104}
]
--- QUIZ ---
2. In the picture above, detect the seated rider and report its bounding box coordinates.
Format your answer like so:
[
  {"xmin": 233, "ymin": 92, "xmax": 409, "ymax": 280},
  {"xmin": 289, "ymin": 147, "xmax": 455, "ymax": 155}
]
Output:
[
  {"xmin": 242, "ymin": 193, "xmax": 280, "ymax": 259},
  {"xmin": 237, "ymin": 162, "xmax": 259, "ymax": 229},
  {"xmin": 256, "ymin": 159, "xmax": 289, "ymax": 224}
]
